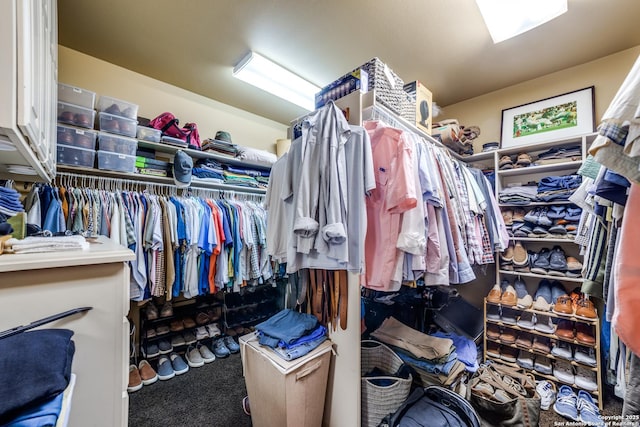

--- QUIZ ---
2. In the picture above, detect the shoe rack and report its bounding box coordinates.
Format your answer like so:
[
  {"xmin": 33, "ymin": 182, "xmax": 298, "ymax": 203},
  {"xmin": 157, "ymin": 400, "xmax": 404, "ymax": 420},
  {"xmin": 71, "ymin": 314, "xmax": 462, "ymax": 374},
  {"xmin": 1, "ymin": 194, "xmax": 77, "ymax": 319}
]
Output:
[
  {"xmin": 482, "ymin": 299, "xmax": 603, "ymax": 410},
  {"xmin": 485, "ymin": 132, "xmax": 603, "ymax": 409},
  {"xmin": 222, "ymin": 284, "xmax": 280, "ymax": 333},
  {"xmin": 138, "ymin": 295, "xmax": 224, "ymax": 361}
]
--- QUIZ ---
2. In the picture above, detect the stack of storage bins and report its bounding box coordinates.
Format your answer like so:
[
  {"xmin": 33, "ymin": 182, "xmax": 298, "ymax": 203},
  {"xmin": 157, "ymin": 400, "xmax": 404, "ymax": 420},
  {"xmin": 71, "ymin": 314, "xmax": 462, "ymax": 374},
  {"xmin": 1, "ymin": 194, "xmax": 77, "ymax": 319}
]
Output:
[
  {"xmin": 56, "ymin": 83, "xmax": 98, "ymax": 168},
  {"xmin": 95, "ymin": 96, "xmax": 139, "ymax": 173}
]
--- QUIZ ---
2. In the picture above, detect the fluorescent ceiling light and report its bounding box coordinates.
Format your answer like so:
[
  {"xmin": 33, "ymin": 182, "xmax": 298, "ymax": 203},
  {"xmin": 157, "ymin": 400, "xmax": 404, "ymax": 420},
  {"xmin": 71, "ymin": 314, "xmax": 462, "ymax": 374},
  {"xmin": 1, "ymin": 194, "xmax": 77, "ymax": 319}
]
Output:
[
  {"xmin": 233, "ymin": 51, "xmax": 320, "ymax": 111},
  {"xmin": 475, "ymin": 0, "xmax": 568, "ymax": 43}
]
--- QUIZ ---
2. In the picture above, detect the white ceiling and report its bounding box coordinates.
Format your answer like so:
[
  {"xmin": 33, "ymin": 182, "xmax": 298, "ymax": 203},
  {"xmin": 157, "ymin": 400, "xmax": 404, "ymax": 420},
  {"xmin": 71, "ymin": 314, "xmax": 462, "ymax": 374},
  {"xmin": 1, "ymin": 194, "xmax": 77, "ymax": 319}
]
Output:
[{"xmin": 57, "ymin": 0, "xmax": 640, "ymax": 125}]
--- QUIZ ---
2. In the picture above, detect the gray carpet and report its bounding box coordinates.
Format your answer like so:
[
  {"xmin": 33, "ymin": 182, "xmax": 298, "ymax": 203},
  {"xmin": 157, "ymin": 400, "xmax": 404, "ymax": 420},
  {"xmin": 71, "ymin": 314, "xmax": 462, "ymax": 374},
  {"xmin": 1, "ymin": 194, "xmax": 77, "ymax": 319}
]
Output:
[
  {"xmin": 129, "ymin": 352, "xmax": 624, "ymax": 426},
  {"xmin": 128, "ymin": 353, "xmax": 252, "ymax": 427}
]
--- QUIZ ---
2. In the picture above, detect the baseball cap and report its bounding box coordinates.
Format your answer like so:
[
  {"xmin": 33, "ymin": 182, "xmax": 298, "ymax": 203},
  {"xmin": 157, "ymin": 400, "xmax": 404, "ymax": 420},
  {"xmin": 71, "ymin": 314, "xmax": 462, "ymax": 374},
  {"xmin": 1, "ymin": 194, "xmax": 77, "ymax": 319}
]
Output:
[{"xmin": 173, "ymin": 150, "xmax": 193, "ymax": 188}]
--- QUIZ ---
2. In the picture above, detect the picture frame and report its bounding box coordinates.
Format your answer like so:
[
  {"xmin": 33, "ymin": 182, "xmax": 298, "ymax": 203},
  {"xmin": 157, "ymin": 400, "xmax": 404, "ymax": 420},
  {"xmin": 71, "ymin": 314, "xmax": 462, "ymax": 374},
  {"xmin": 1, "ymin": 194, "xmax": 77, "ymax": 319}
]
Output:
[{"xmin": 500, "ymin": 86, "xmax": 595, "ymax": 148}]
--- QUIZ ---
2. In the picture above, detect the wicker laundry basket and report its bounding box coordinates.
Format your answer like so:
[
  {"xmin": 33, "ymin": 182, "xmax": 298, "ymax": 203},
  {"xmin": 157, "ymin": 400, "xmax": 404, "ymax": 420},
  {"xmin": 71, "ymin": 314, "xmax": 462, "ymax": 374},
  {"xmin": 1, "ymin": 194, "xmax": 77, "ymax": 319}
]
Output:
[{"xmin": 361, "ymin": 340, "xmax": 412, "ymax": 427}]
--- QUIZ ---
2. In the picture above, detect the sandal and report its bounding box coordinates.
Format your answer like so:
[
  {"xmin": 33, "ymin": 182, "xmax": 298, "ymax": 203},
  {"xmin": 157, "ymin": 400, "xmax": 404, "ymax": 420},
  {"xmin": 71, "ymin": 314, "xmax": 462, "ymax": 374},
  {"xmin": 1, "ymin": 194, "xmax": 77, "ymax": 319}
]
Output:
[
  {"xmin": 499, "ymin": 155, "xmax": 514, "ymax": 169},
  {"xmin": 516, "ymin": 153, "xmax": 532, "ymax": 166}
]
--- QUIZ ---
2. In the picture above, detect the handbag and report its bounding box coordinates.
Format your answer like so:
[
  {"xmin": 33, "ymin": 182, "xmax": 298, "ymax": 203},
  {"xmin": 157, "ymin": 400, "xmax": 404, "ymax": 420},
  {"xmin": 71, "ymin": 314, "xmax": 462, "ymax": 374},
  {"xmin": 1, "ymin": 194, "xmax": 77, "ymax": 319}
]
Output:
[{"xmin": 466, "ymin": 362, "xmax": 541, "ymax": 427}]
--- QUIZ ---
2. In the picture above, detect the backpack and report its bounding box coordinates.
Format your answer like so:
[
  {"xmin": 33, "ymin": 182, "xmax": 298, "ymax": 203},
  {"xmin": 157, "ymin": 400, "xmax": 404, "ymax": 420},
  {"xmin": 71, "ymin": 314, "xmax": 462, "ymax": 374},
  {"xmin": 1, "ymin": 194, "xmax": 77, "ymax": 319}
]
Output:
[
  {"xmin": 381, "ymin": 386, "xmax": 481, "ymax": 427},
  {"xmin": 149, "ymin": 112, "xmax": 201, "ymax": 150}
]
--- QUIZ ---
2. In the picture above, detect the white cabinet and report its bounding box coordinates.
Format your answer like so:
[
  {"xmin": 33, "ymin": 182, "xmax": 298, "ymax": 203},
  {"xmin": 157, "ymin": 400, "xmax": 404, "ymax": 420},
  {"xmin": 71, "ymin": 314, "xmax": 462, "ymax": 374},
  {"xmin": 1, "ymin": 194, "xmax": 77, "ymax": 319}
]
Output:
[
  {"xmin": 0, "ymin": 0, "xmax": 57, "ymax": 181},
  {"xmin": 0, "ymin": 236, "xmax": 135, "ymax": 427}
]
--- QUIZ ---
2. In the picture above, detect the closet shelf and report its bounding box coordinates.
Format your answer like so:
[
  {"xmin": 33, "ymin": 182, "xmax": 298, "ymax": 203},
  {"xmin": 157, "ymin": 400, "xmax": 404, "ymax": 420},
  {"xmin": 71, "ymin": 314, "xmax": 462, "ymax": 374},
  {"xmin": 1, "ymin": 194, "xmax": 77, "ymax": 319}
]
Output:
[
  {"xmin": 458, "ymin": 151, "xmax": 496, "ymax": 163},
  {"xmin": 498, "ymin": 269, "xmax": 584, "ymax": 283},
  {"xmin": 137, "ymin": 140, "xmax": 272, "ymax": 171},
  {"xmin": 496, "ymin": 160, "xmax": 582, "ymax": 177},
  {"xmin": 57, "ymin": 165, "xmax": 267, "ymax": 195},
  {"xmin": 485, "ymin": 318, "xmax": 598, "ymax": 348},
  {"xmin": 486, "ymin": 356, "xmax": 600, "ymax": 395},
  {"xmin": 498, "ymin": 201, "xmax": 576, "ymax": 207},
  {"xmin": 509, "ymin": 237, "xmax": 577, "ymax": 243},
  {"xmin": 485, "ymin": 337, "xmax": 598, "ymax": 370}
]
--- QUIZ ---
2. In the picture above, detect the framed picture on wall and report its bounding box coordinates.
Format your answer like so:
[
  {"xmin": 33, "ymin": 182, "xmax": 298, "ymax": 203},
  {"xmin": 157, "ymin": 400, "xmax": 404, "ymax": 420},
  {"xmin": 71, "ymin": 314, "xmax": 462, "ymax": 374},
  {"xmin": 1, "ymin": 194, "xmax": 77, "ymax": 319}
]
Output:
[{"xmin": 500, "ymin": 86, "xmax": 595, "ymax": 148}]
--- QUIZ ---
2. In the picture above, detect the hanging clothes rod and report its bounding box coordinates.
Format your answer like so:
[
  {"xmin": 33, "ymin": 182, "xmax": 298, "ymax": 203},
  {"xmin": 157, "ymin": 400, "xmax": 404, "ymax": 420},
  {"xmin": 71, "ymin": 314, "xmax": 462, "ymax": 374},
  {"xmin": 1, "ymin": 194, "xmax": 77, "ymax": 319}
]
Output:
[
  {"xmin": 54, "ymin": 171, "xmax": 266, "ymax": 201},
  {"xmin": 362, "ymin": 103, "xmax": 465, "ymax": 162}
]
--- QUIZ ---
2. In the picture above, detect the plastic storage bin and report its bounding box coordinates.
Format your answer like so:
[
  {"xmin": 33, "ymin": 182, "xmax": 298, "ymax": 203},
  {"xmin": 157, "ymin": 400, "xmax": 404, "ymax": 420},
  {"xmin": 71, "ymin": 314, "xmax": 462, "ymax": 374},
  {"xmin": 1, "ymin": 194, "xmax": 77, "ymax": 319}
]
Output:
[
  {"xmin": 57, "ymin": 124, "xmax": 97, "ymax": 150},
  {"xmin": 239, "ymin": 332, "xmax": 332, "ymax": 427},
  {"xmin": 57, "ymin": 102, "xmax": 96, "ymax": 129},
  {"xmin": 97, "ymin": 151, "xmax": 136, "ymax": 173},
  {"xmin": 136, "ymin": 126, "xmax": 161, "ymax": 143},
  {"xmin": 98, "ymin": 112, "xmax": 137, "ymax": 138},
  {"xmin": 97, "ymin": 132, "xmax": 137, "ymax": 156},
  {"xmin": 57, "ymin": 144, "xmax": 96, "ymax": 168},
  {"xmin": 96, "ymin": 95, "xmax": 139, "ymax": 120},
  {"xmin": 57, "ymin": 83, "xmax": 96, "ymax": 109}
]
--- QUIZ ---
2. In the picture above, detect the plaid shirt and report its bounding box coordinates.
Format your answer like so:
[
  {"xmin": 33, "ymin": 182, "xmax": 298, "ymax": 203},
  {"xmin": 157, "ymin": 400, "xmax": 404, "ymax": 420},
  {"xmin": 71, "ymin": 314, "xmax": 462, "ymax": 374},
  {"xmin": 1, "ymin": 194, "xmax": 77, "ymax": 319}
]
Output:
[{"xmin": 598, "ymin": 121, "xmax": 628, "ymax": 146}]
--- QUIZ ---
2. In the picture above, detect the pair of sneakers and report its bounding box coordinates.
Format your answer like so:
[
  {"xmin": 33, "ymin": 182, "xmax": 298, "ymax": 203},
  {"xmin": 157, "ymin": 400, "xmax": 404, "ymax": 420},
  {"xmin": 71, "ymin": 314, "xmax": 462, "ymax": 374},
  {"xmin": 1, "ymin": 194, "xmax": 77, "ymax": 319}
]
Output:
[
  {"xmin": 553, "ymin": 386, "xmax": 604, "ymax": 426},
  {"xmin": 185, "ymin": 342, "xmax": 217, "ymax": 367},
  {"xmin": 128, "ymin": 360, "xmax": 158, "ymax": 392},
  {"xmin": 157, "ymin": 352, "xmax": 189, "ymax": 380},
  {"xmin": 212, "ymin": 336, "xmax": 240, "ymax": 358}
]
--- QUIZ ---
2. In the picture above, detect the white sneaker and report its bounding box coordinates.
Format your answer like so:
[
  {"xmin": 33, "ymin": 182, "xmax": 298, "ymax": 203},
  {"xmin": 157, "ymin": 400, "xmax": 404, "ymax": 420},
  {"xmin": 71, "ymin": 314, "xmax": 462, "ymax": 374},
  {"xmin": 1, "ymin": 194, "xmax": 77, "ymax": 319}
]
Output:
[
  {"xmin": 534, "ymin": 314, "xmax": 556, "ymax": 334},
  {"xmin": 551, "ymin": 341, "xmax": 573, "ymax": 360},
  {"xmin": 574, "ymin": 366, "xmax": 598, "ymax": 391},
  {"xmin": 517, "ymin": 350, "xmax": 534, "ymax": 370},
  {"xmin": 185, "ymin": 344, "xmax": 205, "ymax": 368},
  {"xmin": 553, "ymin": 359, "xmax": 575, "ymax": 384},
  {"xmin": 195, "ymin": 326, "xmax": 209, "ymax": 340},
  {"xmin": 536, "ymin": 380, "xmax": 557, "ymax": 410},
  {"xmin": 197, "ymin": 342, "xmax": 216, "ymax": 363},
  {"xmin": 517, "ymin": 312, "xmax": 536, "ymax": 329},
  {"xmin": 206, "ymin": 323, "xmax": 221, "ymax": 338},
  {"xmin": 574, "ymin": 346, "xmax": 597, "ymax": 366}
]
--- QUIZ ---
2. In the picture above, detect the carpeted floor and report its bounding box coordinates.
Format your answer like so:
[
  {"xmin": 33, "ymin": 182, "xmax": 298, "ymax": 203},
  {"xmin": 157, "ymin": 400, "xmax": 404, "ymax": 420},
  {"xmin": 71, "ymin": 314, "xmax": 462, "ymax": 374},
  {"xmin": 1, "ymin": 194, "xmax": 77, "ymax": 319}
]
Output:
[
  {"xmin": 128, "ymin": 353, "xmax": 252, "ymax": 427},
  {"xmin": 129, "ymin": 351, "xmax": 624, "ymax": 426}
]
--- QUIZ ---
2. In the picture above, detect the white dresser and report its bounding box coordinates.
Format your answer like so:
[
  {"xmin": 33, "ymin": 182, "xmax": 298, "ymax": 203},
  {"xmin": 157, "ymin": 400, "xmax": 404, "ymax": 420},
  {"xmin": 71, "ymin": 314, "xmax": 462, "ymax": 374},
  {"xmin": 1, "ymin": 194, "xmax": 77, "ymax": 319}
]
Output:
[{"xmin": 0, "ymin": 236, "xmax": 134, "ymax": 427}]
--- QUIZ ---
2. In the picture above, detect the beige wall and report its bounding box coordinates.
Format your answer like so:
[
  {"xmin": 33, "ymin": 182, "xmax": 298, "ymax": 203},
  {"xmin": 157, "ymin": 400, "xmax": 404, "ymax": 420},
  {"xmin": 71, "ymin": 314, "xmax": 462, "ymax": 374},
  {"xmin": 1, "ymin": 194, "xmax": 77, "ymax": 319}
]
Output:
[
  {"xmin": 58, "ymin": 46, "xmax": 287, "ymax": 152},
  {"xmin": 440, "ymin": 45, "xmax": 640, "ymax": 153}
]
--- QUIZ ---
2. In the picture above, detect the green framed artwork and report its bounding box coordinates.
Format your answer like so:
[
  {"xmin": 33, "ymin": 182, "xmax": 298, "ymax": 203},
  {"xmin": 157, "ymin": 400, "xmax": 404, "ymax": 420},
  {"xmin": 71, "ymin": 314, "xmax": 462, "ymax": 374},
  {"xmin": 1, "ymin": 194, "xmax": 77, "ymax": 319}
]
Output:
[{"xmin": 500, "ymin": 86, "xmax": 595, "ymax": 148}]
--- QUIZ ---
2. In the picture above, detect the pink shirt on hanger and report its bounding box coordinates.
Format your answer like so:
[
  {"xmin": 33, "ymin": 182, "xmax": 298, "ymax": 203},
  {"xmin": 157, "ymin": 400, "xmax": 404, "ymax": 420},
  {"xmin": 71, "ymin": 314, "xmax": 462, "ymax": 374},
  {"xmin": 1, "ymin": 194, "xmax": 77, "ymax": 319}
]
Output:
[{"xmin": 363, "ymin": 121, "xmax": 417, "ymax": 291}]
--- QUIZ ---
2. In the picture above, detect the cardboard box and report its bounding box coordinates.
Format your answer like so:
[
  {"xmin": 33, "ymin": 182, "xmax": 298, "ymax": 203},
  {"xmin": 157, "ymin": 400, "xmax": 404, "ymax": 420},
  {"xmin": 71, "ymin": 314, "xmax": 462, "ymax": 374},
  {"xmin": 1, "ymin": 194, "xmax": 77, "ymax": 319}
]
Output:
[
  {"xmin": 404, "ymin": 81, "xmax": 433, "ymax": 135},
  {"xmin": 315, "ymin": 68, "xmax": 368, "ymax": 109},
  {"xmin": 240, "ymin": 332, "xmax": 333, "ymax": 427}
]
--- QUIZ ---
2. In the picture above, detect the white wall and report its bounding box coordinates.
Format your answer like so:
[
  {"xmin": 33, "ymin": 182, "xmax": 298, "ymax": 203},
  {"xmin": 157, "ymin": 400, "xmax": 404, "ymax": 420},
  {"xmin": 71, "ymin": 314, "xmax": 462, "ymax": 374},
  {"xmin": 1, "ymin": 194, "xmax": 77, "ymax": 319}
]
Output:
[
  {"xmin": 439, "ymin": 45, "xmax": 640, "ymax": 154},
  {"xmin": 58, "ymin": 46, "xmax": 287, "ymax": 152}
]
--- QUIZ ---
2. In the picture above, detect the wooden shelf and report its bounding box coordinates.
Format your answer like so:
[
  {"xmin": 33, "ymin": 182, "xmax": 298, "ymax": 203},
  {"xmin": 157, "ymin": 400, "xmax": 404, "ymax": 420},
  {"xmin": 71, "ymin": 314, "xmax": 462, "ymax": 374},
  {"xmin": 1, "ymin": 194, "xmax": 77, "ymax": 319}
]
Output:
[
  {"xmin": 485, "ymin": 300, "xmax": 597, "ymax": 324},
  {"xmin": 486, "ymin": 318, "xmax": 598, "ymax": 347},
  {"xmin": 485, "ymin": 337, "xmax": 598, "ymax": 370},
  {"xmin": 509, "ymin": 236, "xmax": 576, "ymax": 243},
  {"xmin": 498, "ymin": 269, "xmax": 584, "ymax": 283},
  {"xmin": 499, "ymin": 201, "xmax": 576, "ymax": 207},
  {"xmin": 485, "ymin": 356, "xmax": 600, "ymax": 396}
]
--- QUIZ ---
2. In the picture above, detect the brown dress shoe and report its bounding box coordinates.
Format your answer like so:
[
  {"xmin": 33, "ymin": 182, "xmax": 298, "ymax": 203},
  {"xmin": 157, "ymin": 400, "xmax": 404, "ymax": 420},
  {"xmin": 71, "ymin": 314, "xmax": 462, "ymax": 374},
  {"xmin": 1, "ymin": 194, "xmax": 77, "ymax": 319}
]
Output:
[
  {"xmin": 554, "ymin": 295, "xmax": 575, "ymax": 315},
  {"xmin": 487, "ymin": 284, "xmax": 502, "ymax": 304},
  {"xmin": 576, "ymin": 323, "xmax": 596, "ymax": 345},
  {"xmin": 515, "ymin": 332, "xmax": 533, "ymax": 349},
  {"xmin": 500, "ymin": 346, "xmax": 518, "ymax": 363},
  {"xmin": 576, "ymin": 297, "xmax": 597, "ymax": 319},
  {"xmin": 500, "ymin": 285, "xmax": 518, "ymax": 306},
  {"xmin": 500, "ymin": 329, "xmax": 517, "ymax": 344},
  {"xmin": 533, "ymin": 336, "xmax": 551, "ymax": 353},
  {"xmin": 487, "ymin": 324, "xmax": 501, "ymax": 340},
  {"xmin": 170, "ymin": 319, "xmax": 184, "ymax": 332},
  {"xmin": 555, "ymin": 319, "xmax": 575, "ymax": 339}
]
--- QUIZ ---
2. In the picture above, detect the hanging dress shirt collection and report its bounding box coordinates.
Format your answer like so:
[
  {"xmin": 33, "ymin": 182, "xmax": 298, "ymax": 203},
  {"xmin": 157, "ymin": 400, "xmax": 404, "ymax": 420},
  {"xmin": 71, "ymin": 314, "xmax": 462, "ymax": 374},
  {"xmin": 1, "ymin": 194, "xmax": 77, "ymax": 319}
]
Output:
[
  {"xmin": 23, "ymin": 180, "xmax": 272, "ymax": 302},
  {"xmin": 266, "ymin": 101, "xmax": 508, "ymax": 294}
]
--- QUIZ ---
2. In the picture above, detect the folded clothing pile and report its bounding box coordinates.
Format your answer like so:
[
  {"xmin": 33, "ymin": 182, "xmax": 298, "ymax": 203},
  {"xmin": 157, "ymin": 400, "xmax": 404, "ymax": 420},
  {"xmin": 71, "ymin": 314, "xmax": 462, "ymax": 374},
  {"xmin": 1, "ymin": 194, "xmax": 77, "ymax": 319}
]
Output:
[
  {"xmin": 370, "ymin": 317, "xmax": 466, "ymax": 387},
  {"xmin": 536, "ymin": 174, "xmax": 582, "ymax": 202},
  {"xmin": 0, "ymin": 186, "xmax": 24, "ymax": 217},
  {"xmin": 498, "ymin": 185, "xmax": 538, "ymax": 205},
  {"xmin": 202, "ymin": 138, "xmax": 238, "ymax": 158},
  {"xmin": 0, "ymin": 329, "xmax": 75, "ymax": 426},
  {"xmin": 5, "ymin": 235, "xmax": 89, "ymax": 254},
  {"xmin": 255, "ymin": 309, "xmax": 327, "ymax": 361},
  {"xmin": 135, "ymin": 156, "xmax": 169, "ymax": 177}
]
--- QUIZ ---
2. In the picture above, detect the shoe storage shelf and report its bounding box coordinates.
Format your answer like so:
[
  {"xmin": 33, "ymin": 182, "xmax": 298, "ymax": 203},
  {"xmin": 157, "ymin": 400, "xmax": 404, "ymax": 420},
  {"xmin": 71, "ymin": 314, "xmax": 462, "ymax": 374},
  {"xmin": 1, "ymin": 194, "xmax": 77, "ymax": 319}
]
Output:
[
  {"xmin": 482, "ymin": 299, "xmax": 603, "ymax": 410},
  {"xmin": 223, "ymin": 285, "xmax": 280, "ymax": 332},
  {"xmin": 139, "ymin": 296, "xmax": 224, "ymax": 360}
]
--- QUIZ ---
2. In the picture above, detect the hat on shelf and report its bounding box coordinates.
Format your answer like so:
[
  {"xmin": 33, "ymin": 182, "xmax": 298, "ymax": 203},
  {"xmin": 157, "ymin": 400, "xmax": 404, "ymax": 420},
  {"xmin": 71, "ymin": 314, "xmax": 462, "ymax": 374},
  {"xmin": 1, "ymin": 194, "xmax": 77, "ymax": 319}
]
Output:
[
  {"xmin": 214, "ymin": 131, "xmax": 233, "ymax": 144},
  {"xmin": 173, "ymin": 150, "xmax": 193, "ymax": 188}
]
